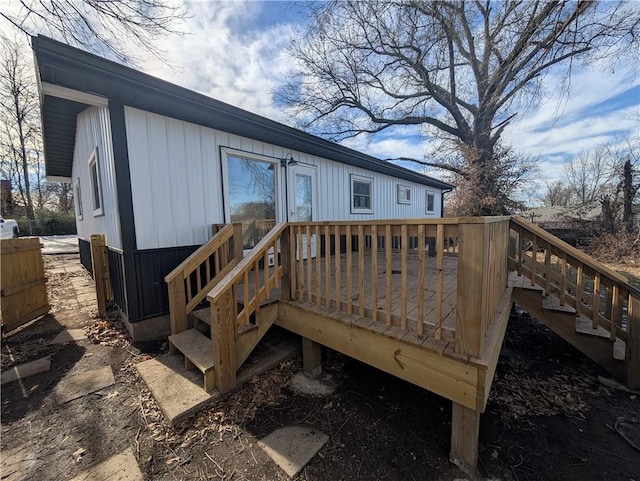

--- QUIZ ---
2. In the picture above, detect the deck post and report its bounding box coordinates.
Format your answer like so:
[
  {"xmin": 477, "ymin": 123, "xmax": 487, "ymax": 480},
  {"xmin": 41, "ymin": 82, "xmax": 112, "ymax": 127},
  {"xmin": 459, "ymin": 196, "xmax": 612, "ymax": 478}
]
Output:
[
  {"xmin": 302, "ymin": 338, "xmax": 322, "ymax": 378},
  {"xmin": 211, "ymin": 289, "xmax": 237, "ymax": 394},
  {"xmin": 232, "ymin": 223, "xmax": 244, "ymax": 264},
  {"xmin": 90, "ymin": 234, "xmax": 108, "ymax": 317},
  {"xmin": 456, "ymin": 220, "xmax": 488, "ymax": 357},
  {"xmin": 167, "ymin": 277, "xmax": 187, "ymax": 337},
  {"xmin": 450, "ymin": 402, "xmax": 480, "ymax": 475},
  {"xmin": 281, "ymin": 226, "xmax": 292, "ymax": 301}
]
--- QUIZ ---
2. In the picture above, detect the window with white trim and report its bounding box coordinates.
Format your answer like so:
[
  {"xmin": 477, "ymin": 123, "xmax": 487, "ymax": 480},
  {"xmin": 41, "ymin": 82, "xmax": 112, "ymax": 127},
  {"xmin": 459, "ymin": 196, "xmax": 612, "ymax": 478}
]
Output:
[
  {"xmin": 89, "ymin": 148, "xmax": 103, "ymax": 216},
  {"xmin": 397, "ymin": 184, "xmax": 411, "ymax": 204},
  {"xmin": 426, "ymin": 190, "xmax": 435, "ymax": 214},
  {"xmin": 351, "ymin": 174, "xmax": 373, "ymax": 214},
  {"xmin": 75, "ymin": 177, "xmax": 83, "ymax": 220}
]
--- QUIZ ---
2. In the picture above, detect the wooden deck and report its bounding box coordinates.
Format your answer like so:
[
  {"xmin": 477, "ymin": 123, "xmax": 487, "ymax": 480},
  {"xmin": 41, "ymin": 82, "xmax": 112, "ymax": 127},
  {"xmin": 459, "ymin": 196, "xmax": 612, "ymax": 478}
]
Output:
[{"xmin": 234, "ymin": 251, "xmax": 460, "ymax": 342}]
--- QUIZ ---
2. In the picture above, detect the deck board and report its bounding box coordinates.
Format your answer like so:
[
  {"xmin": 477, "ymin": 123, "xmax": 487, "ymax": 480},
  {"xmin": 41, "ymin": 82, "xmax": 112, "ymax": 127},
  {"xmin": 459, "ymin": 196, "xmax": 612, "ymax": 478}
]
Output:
[{"xmin": 233, "ymin": 250, "xmax": 459, "ymax": 340}]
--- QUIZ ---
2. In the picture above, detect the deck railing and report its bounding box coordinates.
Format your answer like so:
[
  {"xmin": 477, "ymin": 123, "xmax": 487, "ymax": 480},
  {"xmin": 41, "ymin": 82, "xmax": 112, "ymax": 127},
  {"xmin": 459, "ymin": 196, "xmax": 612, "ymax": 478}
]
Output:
[
  {"xmin": 509, "ymin": 216, "xmax": 639, "ymax": 385},
  {"xmin": 206, "ymin": 223, "xmax": 290, "ymax": 392},
  {"xmin": 165, "ymin": 223, "xmax": 242, "ymax": 334}
]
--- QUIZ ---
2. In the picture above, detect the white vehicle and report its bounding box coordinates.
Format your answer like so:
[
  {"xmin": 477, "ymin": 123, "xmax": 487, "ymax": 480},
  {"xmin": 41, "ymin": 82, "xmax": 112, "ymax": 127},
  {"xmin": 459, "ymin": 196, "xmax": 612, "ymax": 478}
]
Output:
[{"xmin": 0, "ymin": 215, "xmax": 19, "ymax": 239}]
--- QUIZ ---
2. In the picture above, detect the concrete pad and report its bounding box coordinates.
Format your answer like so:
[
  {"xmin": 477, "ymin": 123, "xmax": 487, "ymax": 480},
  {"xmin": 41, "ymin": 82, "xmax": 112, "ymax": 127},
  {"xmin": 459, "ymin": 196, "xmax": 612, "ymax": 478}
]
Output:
[
  {"xmin": 258, "ymin": 425, "xmax": 329, "ymax": 478},
  {"xmin": 56, "ymin": 365, "xmax": 115, "ymax": 403},
  {"xmin": 136, "ymin": 353, "xmax": 218, "ymax": 425},
  {"xmin": 138, "ymin": 332, "xmax": 300, "ymax": 425},
  {"xmin": 1, "ymin": 356, "xmax": 51, "ymax": 385},
  {"xmin": 68, "ymin": 448, "xmax": 143, "ymax": 481},
  {"xmin": 290, "ymin": 372, "xmax": 337, "ymax": 397},
  {"xmin": 50, "ymin": 329, "xmax": 87, "ymax": 344}
]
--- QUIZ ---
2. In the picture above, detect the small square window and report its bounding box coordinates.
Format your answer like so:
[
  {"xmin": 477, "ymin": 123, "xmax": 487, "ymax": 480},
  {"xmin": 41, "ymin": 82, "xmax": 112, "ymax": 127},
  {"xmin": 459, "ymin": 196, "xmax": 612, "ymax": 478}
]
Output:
[
  {"xmin": 426, "ymin": 190, "xmax": 435, "ymax": 214},
  {"xmin": 89, "ymin": 148, "xmax": 103, "ymax": 216},
  {"xmin": 397, "ymin": 184, "xmax": 411, "ymax": 204},
  {"xmin": 351, "ymin": 174, "xmax": 373, "ymax": 214},
  {"xmin": 75, "ymin": 178, "xmax": 83, "ymax": 220}
]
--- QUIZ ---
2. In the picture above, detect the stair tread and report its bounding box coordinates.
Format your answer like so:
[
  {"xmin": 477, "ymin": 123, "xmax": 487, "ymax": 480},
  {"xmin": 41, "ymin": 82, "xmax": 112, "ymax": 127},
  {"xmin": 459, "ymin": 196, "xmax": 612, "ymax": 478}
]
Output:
[
  {"xmin": 168, "ymin": 329, "xmax": 214, "ymax": 373},
  {"xmin": 575, "ymin": 316, "xmax": 611, "ymax": 339},
  {"xmin": 542, "ymin": 296, "xmax": 576, "ymax": 314}
]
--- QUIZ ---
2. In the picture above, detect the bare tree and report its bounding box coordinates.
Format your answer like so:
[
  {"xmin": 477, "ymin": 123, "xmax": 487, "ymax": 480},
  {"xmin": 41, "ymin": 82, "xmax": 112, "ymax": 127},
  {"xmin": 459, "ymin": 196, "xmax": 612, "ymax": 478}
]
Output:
[
  {"xmin": 0, "ymin": 35, "xmax": 40, "ymax": 220},
  {"xmin": 540, "ymin": 179, "xmax": 573, "ymax": 207},
  {"xmin": 1, "ymin": 0, "xmax": 187, "ymax": 63},
  {"xmin": 564, "ymin": 145, "xmax": 614, "ymax": 206},
  {"xmin": 280, "ymin": 1, "xmax": 640, "ymax": 215}
]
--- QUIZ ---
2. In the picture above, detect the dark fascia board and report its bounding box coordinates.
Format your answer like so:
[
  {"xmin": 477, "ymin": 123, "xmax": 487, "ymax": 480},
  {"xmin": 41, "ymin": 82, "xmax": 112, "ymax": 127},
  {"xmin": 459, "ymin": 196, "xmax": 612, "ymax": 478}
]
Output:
[{"xmin": 32, "ymin": 35, "xmax": 454, "ymax": 191}]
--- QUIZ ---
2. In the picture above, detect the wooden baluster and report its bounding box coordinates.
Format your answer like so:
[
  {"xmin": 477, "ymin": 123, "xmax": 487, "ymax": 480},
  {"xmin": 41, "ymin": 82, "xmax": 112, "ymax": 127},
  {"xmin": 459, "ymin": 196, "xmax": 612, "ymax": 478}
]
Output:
[
  {"xmin": 358, "ymin": 225, "xmax": 365, "ymax": 318},
  {"xmin": 196, "ymin": 265, "xmax": 202, "ymax": 298},
  {"xmin": 610, "ymin": 284, "xmax": 620, "ymax": 341},
  {"xmin": 243, "ymin": 271, "xmax": 250, "ymax": 326},
  {"xmin": 592, "ymin": 272, "xmax": 601, "ymax": 329},
  {"xmin": 273, "ymin": 240, "xmax": 280, "ymax": 289},
  {"xmin": 264, "ymin": 248, "xmax": 270, "ymax": 297},
  {"xmin": 530, "ymin": 236, "xmax": 537, "ymax": 286},
  {"xmin": 559, "ymin": 253, "xmax": 567, "ymax": 306},
  {"xmin": 335, "ymin": 225, "xmax": 342, "ymax": 311},
  {"xmin": 401, "ymin": 224, "xmax": 408, "ymax": 331},
  {"xmin": 306, "ymin": 225, "xmax": 313, "ymax": 303},
  {"xmin": 385, "ymin": 225, "xmax": 392, "ymax": 326},
  {"xmin": 205, "ymin": 254, "xmax": 211, "ymax": 285},
  {"xmin": 214, "ymin": 248, "xmax": 221, "ymax": 275},
  {"xmin": 417, "ymin": 224, "xmax": 425, "ymax": 336},
  {"xmin": 253, "ymin": 260, "xmax": 260, "ymax": 313},
  {"xmin": 315, "ymin": 225, "xmax": 321, "ymax": 304},
  {"xmin": 435, "ymin": 224, "xmax": 444, "ymax": 340},
  {"xmin": 297, "ymin": 226, "xmax": 304, "ymax": 298},
  {"xmin": 186, "ymin": 271, "xmax": 193, "ymax": 304},
  {"xmin": 288, "ymin": 228, "xmax": 296, "ymax": 300},
  {"xmin": 544, "ymin": 244, "xmax": 551, "ymax": 295},
  {"xmin": 325, "ymin": 226, "xmax": 331, "ymax": 307},
  {"xmin": 576, "ymin": 264, "xmax": 584, "ymax": 318},
  {"xmin": 371, "ymin": 225, "xmax": 378, "ymax": 323},
  {"xmin": 346, "ymin": 225, "xmax": 353, "ymax": 315}
]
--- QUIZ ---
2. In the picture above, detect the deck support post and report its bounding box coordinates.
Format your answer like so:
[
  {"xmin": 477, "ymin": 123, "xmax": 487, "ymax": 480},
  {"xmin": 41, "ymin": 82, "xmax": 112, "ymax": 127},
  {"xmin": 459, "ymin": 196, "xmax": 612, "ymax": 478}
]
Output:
[
  {"xmin": 212, "ymin": 289, "xmax": 237, "ymax": 394},
  {"xmin": 90, "ymin": 234, "xmax": 109, "ymax": 317},
  {"xmin": 302, "ymin": 337, "xmax": 322, "ymax": 378},
  {"xmin": 450, "ymin": 402, "xmax": 480, "ymax": 476},
  {"xmin": 627, "ymin": 295, "xmax": 640, "ymax": 389}
]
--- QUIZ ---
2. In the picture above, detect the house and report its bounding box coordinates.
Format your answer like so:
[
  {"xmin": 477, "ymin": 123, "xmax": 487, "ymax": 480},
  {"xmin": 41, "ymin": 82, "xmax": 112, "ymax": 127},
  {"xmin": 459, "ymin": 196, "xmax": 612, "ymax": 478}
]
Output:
[
  {"xmin": 32, "ymin": 35, "xmax": 453, "ymax": 339},
  {"xmin": 33, "ymin": 36, "xmax": 639, "ymax": 475}
]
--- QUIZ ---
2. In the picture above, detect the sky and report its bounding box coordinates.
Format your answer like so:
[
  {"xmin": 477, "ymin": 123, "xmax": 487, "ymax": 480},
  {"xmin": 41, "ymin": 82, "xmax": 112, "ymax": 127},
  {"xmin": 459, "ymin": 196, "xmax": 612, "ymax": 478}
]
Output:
[{"xmin": 2, "ymin": 0, "xmax": 639, "ymax": 205}]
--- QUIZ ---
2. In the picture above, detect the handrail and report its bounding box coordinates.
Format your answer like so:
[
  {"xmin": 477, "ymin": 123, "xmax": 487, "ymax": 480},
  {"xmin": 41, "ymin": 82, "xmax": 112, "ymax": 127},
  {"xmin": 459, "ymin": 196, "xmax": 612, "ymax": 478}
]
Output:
[
  {"xmin": 510, "ymin": 216, "xmax": 640, "ymax": 297},
  {"xmin": 165, "ymin": 223, "xmax": 242, "ymax": 334},
  {"xmin": 207, "ymin": 223, "xmax": 288, "ymax": 303},
  {"xmin": 288, "ymin": 216, "xmax": 511, "ymax": 227}
]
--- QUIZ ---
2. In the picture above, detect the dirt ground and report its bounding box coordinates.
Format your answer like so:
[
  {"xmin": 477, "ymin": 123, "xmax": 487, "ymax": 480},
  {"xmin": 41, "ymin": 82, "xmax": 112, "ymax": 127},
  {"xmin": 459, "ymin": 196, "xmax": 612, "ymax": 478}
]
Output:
[{"xmin": 1, "ymin": 254, "xmax": 639, "ymax": 481}]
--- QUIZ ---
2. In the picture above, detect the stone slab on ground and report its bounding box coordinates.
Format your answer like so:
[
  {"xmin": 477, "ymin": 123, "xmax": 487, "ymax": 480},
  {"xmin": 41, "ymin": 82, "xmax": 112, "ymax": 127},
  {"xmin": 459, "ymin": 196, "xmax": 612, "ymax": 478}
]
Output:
[
  {"xmin": 258, "ymin": 425, "xmax": 329, "ymax": 478},
  {"xmin": 290, "ymin": 372, "xmax": 337, "ymax": 397},
  {"xmin": 136, "ymin": 352, "xmax": 217, "ymax": 425},
  {"xmin": 56, "ymin": 365, "xmax": 115, "ymax": 403},
  {"xmin": 68, "ymin": 448, "xmax": 143, "ymax": 481},
  {"xmin": 137, "ymin": 331, "xmax": 300, "ymax": 424},
  {"xmin": 1, "ymin": 356, "xmax": 51, "ymax": 385},
  {"xmin": 50, "ymin": 329, "xmax": 87, "ymax": 344}
]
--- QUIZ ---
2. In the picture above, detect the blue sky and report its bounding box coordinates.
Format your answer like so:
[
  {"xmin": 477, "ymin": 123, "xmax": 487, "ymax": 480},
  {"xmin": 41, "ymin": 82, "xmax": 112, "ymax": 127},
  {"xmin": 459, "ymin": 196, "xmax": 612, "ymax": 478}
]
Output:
[{"xmin": 3, "ymin": 0, "xmax": 637, "ymax": 203}]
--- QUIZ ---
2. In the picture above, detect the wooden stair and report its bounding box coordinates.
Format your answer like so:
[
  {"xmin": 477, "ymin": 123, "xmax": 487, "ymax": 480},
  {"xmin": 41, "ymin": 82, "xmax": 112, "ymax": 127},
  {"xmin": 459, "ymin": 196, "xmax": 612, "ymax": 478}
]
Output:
[
  {"xmin": 510, "ymin": 272, "xmax": 626, "ymax": 379},
  {"xmin": 168, "ymin": 328, "xmax": 215, "ymax": 391}
]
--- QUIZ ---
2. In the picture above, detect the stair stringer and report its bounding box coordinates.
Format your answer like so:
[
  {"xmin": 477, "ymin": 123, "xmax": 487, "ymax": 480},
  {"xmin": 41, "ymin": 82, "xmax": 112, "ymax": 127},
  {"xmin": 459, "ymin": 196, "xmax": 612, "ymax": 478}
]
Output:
[
  {"xmin": 512, "ymin": 286, "xmax": 625, "ymax": 380},
  {"xmin": 235, "ymin": 302, "xmax": 279, "ymax": 369}
]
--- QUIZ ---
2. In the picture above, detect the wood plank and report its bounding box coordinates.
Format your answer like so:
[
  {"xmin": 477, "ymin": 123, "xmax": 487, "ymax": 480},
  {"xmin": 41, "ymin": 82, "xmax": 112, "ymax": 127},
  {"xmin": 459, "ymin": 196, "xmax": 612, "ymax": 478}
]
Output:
[
  {"xmin": 592, "ymin": 273, "xmax": 601, "ymax": 329},
  {"xmin": 168, "ymin": 328, "xmax": 214, "ymax": 372},
  {"xmin": 211, "ymin": 289, "xmax": 237, "ymax": 394},
  {"xmin": 90, "ymin": 234, "xmax": 108, "ymax": 316},
  {"xmin": 306, "ymin": 225, "xmax": 312, "ymax": 303},
  {"xmin": 358, "ymin": 225, "xmax": 365, "ymax": 318},
  {"xmin": 610, "ymin": 284, "xmax": 620, "ymax": 341},
  {"xmin": 450, "ymin": 403, "xmax": 480, "ymax": 476},
  {"xmin": 303, "ymin": 338, "xmax": 323, "ymax": 378},
  {"xmin": 334, "ymin": 225, "xmax": 342, "ymax": 311},
  {"xmin": 277, "ymin": 301, "xmax": 479, "ymax": 409},
  {"xmin": 325, "ymin": 226, "xmax": 331, "ymax": 308},
  {"xmin": 281, "ymin": 226, "xmax": 292, "ymax": 301},
  {"xmin": 385, "ymin": 225, "xmax": 392, "ymax": 326},
  {"xmin": 627, "ymin": 295, "xmax": 640, "ymax": 389},
  {"xmin": 401, "ymin": 225, "xmax": 408, "ymax": 330},
  {"xmin": 435, "ymin": 224, "xmax": 444, "ymax": 340},
  {"xmin": 371, "ymin": 225, "xmax": 378, "ymax": 323},
  {"xmin": 417, "ymin": 224, "xmax": 425, "ymax": 336},
  {"xmin": 346, "ymin": 225, "xmax": 353, "ymax": 315},
  {"xmin": 297, "ymin": 226, "xmax": 304, "ymax": 298},
  {"xmin": 315, "ymin": 225, "xmax": 321, "ymax": 304}
]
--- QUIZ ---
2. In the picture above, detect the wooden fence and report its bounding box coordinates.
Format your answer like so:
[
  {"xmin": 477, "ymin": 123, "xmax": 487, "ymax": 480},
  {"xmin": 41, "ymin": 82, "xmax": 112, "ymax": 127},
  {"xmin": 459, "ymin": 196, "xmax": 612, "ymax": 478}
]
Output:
[{"xmin": 0, "ymin": 238, "xmax": 49, "ymax": 332}]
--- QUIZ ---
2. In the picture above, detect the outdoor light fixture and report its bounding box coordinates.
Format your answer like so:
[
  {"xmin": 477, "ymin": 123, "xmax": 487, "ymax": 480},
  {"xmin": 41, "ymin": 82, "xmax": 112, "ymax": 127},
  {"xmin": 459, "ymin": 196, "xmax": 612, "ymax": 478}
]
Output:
[{"xmin": 281, "ymin": 153, "xmax": 298, "ymax": 167}]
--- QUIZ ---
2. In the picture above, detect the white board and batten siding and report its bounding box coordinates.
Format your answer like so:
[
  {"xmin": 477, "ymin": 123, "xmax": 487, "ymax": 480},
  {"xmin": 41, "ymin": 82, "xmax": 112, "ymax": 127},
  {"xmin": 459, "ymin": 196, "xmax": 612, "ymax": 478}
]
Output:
[
  {"xmin": 72, "ymin": 106, "xmax": 122, "ymax": 250},
  {"xmin": 124, "ymin": 107, "xmax": 444, "ymax": 251}
]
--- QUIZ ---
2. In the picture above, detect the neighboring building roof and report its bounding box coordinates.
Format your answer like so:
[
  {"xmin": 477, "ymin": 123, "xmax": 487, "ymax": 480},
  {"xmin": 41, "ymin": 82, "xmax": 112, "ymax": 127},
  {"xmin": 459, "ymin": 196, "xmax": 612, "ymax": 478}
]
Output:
[
  {"xmin": 31, "ymin": 35, "xmax": 454, "ymax": 191},
  {"xmin": 520, "ymin": 205, "xmax": 602, "ymax": 225}
]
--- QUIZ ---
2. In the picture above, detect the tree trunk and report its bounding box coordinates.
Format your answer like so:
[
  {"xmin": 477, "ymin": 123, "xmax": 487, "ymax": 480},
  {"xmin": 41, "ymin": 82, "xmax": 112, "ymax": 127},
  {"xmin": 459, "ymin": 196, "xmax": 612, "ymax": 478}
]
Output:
[{"xmin": 622, "ymin": 160, "xmax": 634, "ymax": 233}]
